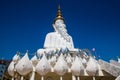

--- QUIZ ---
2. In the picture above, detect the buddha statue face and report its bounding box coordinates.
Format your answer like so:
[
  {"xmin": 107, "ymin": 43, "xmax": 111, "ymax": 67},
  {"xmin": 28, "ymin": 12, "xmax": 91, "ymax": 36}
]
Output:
[
  {"xmin": 54, "ymin": 19, "xmax": 67, "ymax": 33},
  {"xmin": 55, "ymin": 19, "xmax": 64, "ymax": 26}
]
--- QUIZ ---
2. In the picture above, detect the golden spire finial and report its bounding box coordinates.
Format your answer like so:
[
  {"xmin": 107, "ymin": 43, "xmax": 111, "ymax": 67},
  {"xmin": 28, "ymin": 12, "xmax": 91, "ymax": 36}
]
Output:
[
  {"xmin": 58, "ymin": 4, "xmax": 60, "ymax": 10},
  {"xmin": 54, "ymin": 5, "xmax": 64, "ymax": 23}
]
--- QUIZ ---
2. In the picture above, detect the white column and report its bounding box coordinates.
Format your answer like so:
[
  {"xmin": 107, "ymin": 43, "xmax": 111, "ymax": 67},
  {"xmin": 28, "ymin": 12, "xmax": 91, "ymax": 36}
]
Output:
[
  {"xmin": 30, "ymin": 67, "xmax": 35, "ymax": 80},
  {"xmin": 41, "ymin": 76, "xmax": 44, "ymax": 80},
  {"xmin": 30, "ymin": 71, "xmax": 35, "ymax": 80},
  {"xmin": 93, "ymin": 76, "xmax": 95, "ymax": 80},
  {"xmin": 21, "ymin": 76, "xmax": 24, "ymax": 80},
  {"xmin": 77, "ymin": 76, "xmax": 80, "ymax": 80},
  {"xmin": 12, "ymin": 77, "xmax": 14, "ymax": 80},
  {"xmin": 60, "ymin": 76, "xmax": 63, "ymax": 80},
  {"xmin": 51, "ymin": 67, "xmax": 54, "ymax": 72},
  {"xmin": 68, "ymin": 68, "xmax": 71, "ymax": 72},
  {"xmin": 72, "ymin": 75, "xmax": 76, "ymax": 80}
]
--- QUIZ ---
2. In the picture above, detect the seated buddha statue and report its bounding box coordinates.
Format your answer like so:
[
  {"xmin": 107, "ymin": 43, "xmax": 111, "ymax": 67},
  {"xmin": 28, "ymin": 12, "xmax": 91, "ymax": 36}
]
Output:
[{"xmin": 44, "ymin": 5, "xmax": 74, "ymax": 50}]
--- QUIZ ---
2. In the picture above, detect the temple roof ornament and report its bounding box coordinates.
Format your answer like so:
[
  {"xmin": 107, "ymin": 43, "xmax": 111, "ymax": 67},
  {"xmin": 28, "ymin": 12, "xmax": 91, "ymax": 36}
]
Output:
[
  {"xmin": 54, "ymin": 53, "xmax": 68, "ymax": 76},
  {"xmin": 15, "ymin": 52, "xmax": 33, "ymax": 75},
  {"xmin": 71, "ymin": 56, "xmax": 84, "ymax": 76},
  {"xmin": 12, "ymin": 52, "xmax": 20, "ymax": 62},
  {"xmin": 8, "ymin": 61, "xmax": 15, "ymax": 77},
  {"xmin": 36, "ymin": 53, "xmax": 51, "ymax": 76},
  {"xmin": 86, "ymin": 57, "xmax": 99, "ymax": 76}
]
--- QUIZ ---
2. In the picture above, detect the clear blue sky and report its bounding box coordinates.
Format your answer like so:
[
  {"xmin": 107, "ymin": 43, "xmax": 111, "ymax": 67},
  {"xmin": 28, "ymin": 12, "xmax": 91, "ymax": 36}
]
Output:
[{"xmin": 0, "ymin": 0, "xmax": 120, "ymax": 61}]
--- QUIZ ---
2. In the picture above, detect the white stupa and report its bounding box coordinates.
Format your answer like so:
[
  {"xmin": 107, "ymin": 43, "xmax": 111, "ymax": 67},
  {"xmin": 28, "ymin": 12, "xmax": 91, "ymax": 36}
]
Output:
[{"xmin": 7, "ymin": 5, "xmax": 120, "ymax": 80}]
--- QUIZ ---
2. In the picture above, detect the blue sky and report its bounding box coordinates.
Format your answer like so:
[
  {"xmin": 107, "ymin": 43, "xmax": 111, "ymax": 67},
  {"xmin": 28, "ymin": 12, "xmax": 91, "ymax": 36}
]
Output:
[{"xmin": 0, "ymin": 0, "xmax": 120, "ymax": 61}]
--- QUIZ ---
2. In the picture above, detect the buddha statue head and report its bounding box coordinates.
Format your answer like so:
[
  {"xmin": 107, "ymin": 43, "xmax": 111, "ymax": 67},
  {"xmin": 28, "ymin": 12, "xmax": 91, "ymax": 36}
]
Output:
[{"xmin": 53, "ymin": 5, "xmax": 67, "ymax": 34}]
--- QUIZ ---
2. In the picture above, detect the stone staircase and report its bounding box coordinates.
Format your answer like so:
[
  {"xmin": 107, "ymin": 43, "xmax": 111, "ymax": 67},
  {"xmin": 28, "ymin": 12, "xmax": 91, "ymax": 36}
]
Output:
[{"xmin": 99, "ymin": 59, "xmax": 120, "ymax": 80}]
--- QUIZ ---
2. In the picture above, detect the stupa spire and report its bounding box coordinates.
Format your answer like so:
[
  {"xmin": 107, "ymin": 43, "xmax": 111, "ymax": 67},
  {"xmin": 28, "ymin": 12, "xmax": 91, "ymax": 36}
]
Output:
[{"xmin": 54, "ymin": 5, "xmax": 64, "ymax": 22}]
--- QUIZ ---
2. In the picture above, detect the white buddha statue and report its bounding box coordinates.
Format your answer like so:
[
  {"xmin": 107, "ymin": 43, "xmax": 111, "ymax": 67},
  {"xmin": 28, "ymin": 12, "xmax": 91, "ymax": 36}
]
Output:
[{"xmin": 44, "ymin": 5, "xmax": 74, "ymax": 50}]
